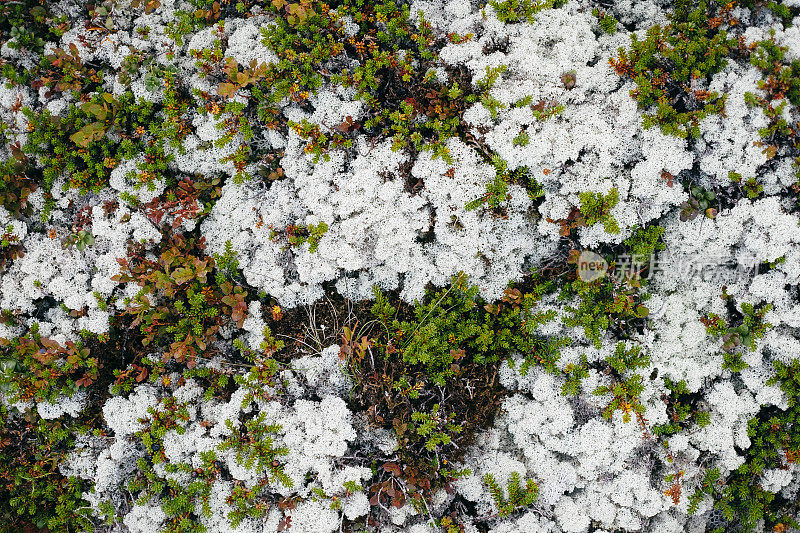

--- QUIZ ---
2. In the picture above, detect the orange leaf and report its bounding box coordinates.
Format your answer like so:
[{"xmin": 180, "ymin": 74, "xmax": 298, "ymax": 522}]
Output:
[{"xmin": 218, "ymin": 82, "xmax": 237, "ymax": 98}]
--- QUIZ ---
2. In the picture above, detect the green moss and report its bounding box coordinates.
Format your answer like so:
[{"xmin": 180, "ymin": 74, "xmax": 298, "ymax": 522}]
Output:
[
  {"xmin": 592, "ymin": 8, "xmax": 618, "ymax": 34},
  {"xmin": 578, "ymin": 187, "xmax": 620, "ymax": 234},
  {"xmin": 624, "ymin": 224, "xmax": 665, "ymax": 264}
]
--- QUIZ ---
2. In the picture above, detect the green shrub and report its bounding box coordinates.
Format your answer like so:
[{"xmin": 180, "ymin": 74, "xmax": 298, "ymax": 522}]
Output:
[
  {"xmin": 410, "ymin": 404, "xmax": 463, "ymax": 451},
  {"xmin": 0, "ymin": 405, "xmax": 92, "ymax": 533},
  {"xmin": 561, "ymin": 274, "xmax": 649, "ymax": 349},
  {"xmin": 744, "ymin": 33, "xmax": 800, "ymax": 191},
  {"xmin": 0, "ymin": 0, "xmax": 67, "ymax": 55},
  {"xmin": 652, "ymin": 378, "xmax": 710, "ymax": 437},
  {"xmin": 350, "ymin": 274, "xmax": 566, "ymax": 493},
  {"xmin": 592, "ymin": 343, "xmax": 649, "ymax": 423},
  {"xmin": 486, "ymin": 0, "xmax": 566, "ymax": 24},
  {"xmin": 702, "ymin": 301, "xmax": 773, "ymax": 372},
  {"xmin": 483, "ymin": 472, "xmax": 539, "ymax": 517},
  {"xmin": 112, "ymin": 234, "xmax": 248, "ymax": 374},
  {"xmin": 391, "ymin": 275, "xmax": 560, "ymax": 385},
  {"xmin": 592, "ymin": 8, "xmax": 618, "ymax": 34},
  {"xmin": 219, "ymin": 413, "xmax": 291, "ymax": 487},
  {"xmin": 610, "ymin": 0, "xmax": 736, "ymax": 138},
  {"xmin": 23, "ymin": 92, "xmax": 164, "ymax": 195},
  {"xmin": 578, "ymin": 187, "xmax": 620, "ymax": 234},
  {"xmin": 624, "ymin": 224, "xmax": 665, "ymax": 264},
  {"xmin": 0, "ymin": 154, "xmax": 37, "ymax": 218},
  {"xmin": 0, "ymin": 328, "xmax": 99, "ymax": 403},
  {"xmin": 692, "ymin": 357, "xmax": 800, "ymax": 531}
]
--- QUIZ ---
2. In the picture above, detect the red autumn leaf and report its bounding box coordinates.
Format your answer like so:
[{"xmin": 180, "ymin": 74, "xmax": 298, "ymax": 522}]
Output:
[
  {"xmin": 391, "ymin": 489, "xmax": 405, "ymax": 508},
  {"xmin": 383, "ymin": 462, "xmax": 402, "ymax": 477},
  {"xmin": 76, "ymin": 374, "xmax": 94, "ymax": 387},
  {"xmin": 277, "ymin": 516, "xmax": 291, "ymax": 532},
  {"xmin": 334, "ymin": 116, "xmax": 361, "ymax": 133}
]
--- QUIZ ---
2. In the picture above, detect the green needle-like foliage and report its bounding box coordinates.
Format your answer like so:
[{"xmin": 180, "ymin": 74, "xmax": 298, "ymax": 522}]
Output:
[
  {"xmin": 610, "ymin": 0, "xmax": 736, "ymax": 138},
  {"xmin": 578, "ymin": 187, "xmax": 620, "ymax": 234},
  {"xmin": 483, "ymin": 472, "xmax": 539, "ymax": 517}
]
